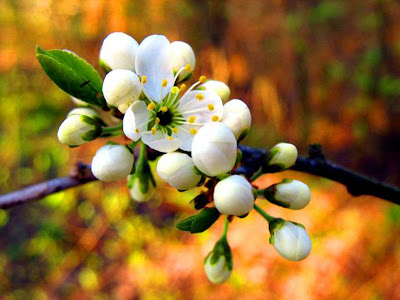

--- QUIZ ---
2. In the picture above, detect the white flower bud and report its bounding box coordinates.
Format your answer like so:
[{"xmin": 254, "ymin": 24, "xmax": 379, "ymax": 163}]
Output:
[
  {"xmin": 128, "ymin": 175, "xmax": 155, "ymax": 202},
  {"xmin": 156, "ymin": 152, "xmax": 201, "ymax": 190},
  {"xmin": 192, "ymin": 122, "xmax": 237, "ymax": 177},
  {"xmin": 57, "ymin": 115, "xmax": 101, "ymax": 146},
  {"xmin": 266, "ymin": 143, "xmax": 298, "ymax": 170},
  {"xmin": 204, "ymin": 254, "xmax": 232, "ymax": 284},
  {"xmin": 99, "ymin": 32, "xmax": 139, "ymax": 72},
  {"xmin": 271, "ymin": 220, "xmax": 311, "ymax": 261},
  {"xmin": 102, "ymin": 69, "xmax": 141, "ymax": 111},
  {"xmin": 220, "ymin": 99, "xmax": 251, "ymax": 140},
  {"xmin": 67, "ymin": 107, "xmax": 100, "ymax": 119},
  {"xmin": 170, "ymin": 41, "xmax": 196, "ymax": 82},
  {"xmin": 91, "ymin": 144, "xmax": 134, "ymax": 182},
  {"xmin": 197, "ymin": 80, "xmax": 231, "ymax": 103},
  {"xmin": 267, "ymin": 179, "xmax": 311, "ymax": 210},
  {"xmin": 213, "ymin": 175, "xmax": 254, "ymax": 216}
]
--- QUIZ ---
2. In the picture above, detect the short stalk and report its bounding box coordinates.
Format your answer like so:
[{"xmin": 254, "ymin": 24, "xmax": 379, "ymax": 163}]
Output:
[
  {"xmin": 101, "ymin": 123, "xmax": 123, "ymax": 136},
  {"xmin": 253, "ymin": 203, "xmax": 274, "ymax": 222},
  {"xmin": 250, "ymin": 168, "xmax": 264, "ymax": 181},
  {"xmin": 220, "ymin": 216, "xmax": 230, "ymax": 241}
]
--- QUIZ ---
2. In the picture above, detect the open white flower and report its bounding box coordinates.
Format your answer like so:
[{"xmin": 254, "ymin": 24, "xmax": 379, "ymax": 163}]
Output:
[{"xmin": 123, "ymin": 35, "xmax": 224, "ymax": 153}]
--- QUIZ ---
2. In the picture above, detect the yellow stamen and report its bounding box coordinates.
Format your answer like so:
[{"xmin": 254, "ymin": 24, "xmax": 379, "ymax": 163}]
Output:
[
  {"xmin": 155, "ymin": 118, "xmax": 160, "ymax": 125},
  {"xmin": 161, "ymin": 106, "xmax": 168, "ymax": 112},
  {"xmin": 196, "ymin": 93, "xmax": 204, "ymax": 100},
  {"xmin": 190, "ymin": 128, "xmax": 197, "ymax": 135},
  {"xmin": 148, "ymin": 102, "xmax": 155, "ymax": 111},
  {"xmin": 208, "ymin": 104, "xmax": 215, "ymax": 111},
  {"xmin": 162, "ymin": 79, "xmax": 168, "ymax": 87},
  {"xmin": 172, "ymin": 127, "xmax": 178, "ymax": 133},
  {"xmin": 171, "ymin": 86, "xmax": 180, "ymax": 94},
  {"xmin": 188, "ymin": 116, "xmax": 196, "ymax": 123},
  {"xmin": 141, "ymin": 76, "xmax": 147, "ymax": 84},
  {"xmin": 185, "ymin": 64, "xmax": 191, "ymax": 72},
  {"xmin": 199, "ymin": 75, "xmax": 207, "ymax": 83},
  {"xmin": 135, "ymin": 128, "xmax": 140, "ymax": 133},
  {"xmin": 167, "ymin": 136, "xmax": 173, "ymax": 140},
  {"xmin": 180, "ymin": 84, "xmax": 187, "ymax": 92},
  {"xmin": 212, "ymin": 115, "xmax": 219, "ymax": 121},
  {"xmin": 151, "ymin": 127, "xmax": 156, "ymax": 135}
]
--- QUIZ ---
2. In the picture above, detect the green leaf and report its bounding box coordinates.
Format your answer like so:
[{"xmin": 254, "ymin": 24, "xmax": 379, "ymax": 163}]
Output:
[
  {"xmin": 176, "ymin": 207, "xmax": 220, "ymax": 233},
  {"xmin": 35, "ymin": 45, "xmax": 107, "ymax": 109}
]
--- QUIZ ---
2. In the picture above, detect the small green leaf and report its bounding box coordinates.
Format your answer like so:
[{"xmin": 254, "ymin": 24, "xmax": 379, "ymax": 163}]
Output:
[
  {"xmin": 176, "ymin": 215, "xmax": 196, "ymax": 231},
  {"xmin": 35, "ymin": 45, "xmax": 107, "ymax": 109},
  {"xmin": 190, "ymin": 207, "xmax": 220, "ymax": 233}
]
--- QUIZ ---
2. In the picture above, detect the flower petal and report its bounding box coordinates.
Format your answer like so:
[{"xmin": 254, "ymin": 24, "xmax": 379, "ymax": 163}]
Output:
[
  {"xmin": 177, "ymin": 90, "xmax": 224, "ymax": 124},
  {"xmin": 123, "ymin": 100, "xmax": 150, "ymax": 141},
  {"xmin": 172, "ymin": 124, "xmax": 201, "ymax": 151},
  {"xmin": 135, "ymin": 35, "xmax": 174, "ymax": 102},
  {"xmin": 142, "ymin": 130, "xmax": 182, "ymax": 153}
]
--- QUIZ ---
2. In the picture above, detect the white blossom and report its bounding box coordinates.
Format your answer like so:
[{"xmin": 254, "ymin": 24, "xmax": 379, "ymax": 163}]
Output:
[
  {"xmin": 267, "ymin": 142, "xmax": 298, "ymax": 170},
  {"xmin": 213, "ymin": 175, "xmax": 254, "ymax": 216},
  {"xmin": 271, "ymin": 221, "xmax": 311, "ymax": 261},
  {"xmin": 197, "ymin": 80, "xmax": 231, "ymax": 103},
  {"xmin": 67, "ymin": 107, "xmax": 100, "ymax": 119},
  {"xmin": 220, "ymin": 99, "xmax": 251, "ymax": 140},
  {"xmin": 156, "ymin": 152, "xmax": 201, "ymax": 190},
  {"xmin": 91, "ymin": 144, "xmax": 134, "ymax": 182},
  {"xmin": 99, "ymin": 32, "xmax": 139, "ymax": 72},
  {"xmin": 102, "ymin": 69, "xmax": 141, "ymax": 112},
  {"xmin": 191, "ymin": 122, "xmax": 237, "ymax": 177},
  {"xmin": 170, "ymin": 41, "xmax": 195, "ymax": 82},
  {"xmin": 204, "ymin": 254, "xmax": 232, "ymax": 284},
  {"xmin": 122, "ymin": 35, "xmax": 224, "ymax": 153}
]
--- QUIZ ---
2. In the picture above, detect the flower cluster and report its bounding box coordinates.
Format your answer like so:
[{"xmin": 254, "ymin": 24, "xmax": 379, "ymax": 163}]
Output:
[{"xmin": 48, "ymin": 32, "xmax": 312, "ymax": 285}]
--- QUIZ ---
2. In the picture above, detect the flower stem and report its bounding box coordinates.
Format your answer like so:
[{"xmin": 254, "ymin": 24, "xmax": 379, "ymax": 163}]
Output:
[
  {"xmin": 253, "ymin": 204, "xmax": 274, "ymax": 222},
  {"xmin": 220, "ymin": 216, "xmax": 230, "ymax": 241},
  {"xmin": 101, "ymin": 123, "xmax": 123, "ymax": 136},
  {"xmin": 250, "ymin": 168, "xmax": 264, "ymax": 181}
]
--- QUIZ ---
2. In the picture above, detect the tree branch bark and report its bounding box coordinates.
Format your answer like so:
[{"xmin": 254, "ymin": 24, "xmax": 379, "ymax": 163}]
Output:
[{"xmin": 0, "ymin": 145, "xmax": 399, "ymax": 209}]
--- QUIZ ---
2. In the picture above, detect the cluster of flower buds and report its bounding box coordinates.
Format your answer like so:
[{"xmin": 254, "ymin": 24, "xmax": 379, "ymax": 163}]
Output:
[{"xmin": 45, "ymin": 31, "xmax": 313, "ymax": 285}]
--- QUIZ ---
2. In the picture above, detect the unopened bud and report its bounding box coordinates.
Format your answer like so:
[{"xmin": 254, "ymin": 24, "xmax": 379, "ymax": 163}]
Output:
[
  {"xmin": 156, "ymin": 152, "xmax": 201, "ymax": 190},
  {"xmin": 170, "ymin": 41, "xmax": 196, "ymax": 82},
  {"xmin": 99, "ymin": 32, "xmax": 139, "ymax": 72},
  {"xmin": 57, "ymin": 115, "xmax": 101, "ymax": 147},
  {"xmin": 102, "ymin": 69, "xmax": 141, "ymax": 112},
  {"xmin": 197, "ymin": 80, "xmax": 231, "ymax": 103},
  {"xmin": 213, "ymin": 175, "xmax": 254, "ymax": 216},
  {"xmin": 204, "ymin": 239, "xmax": 232, "ymax": 284},
  {"xmin": 269, "ymin": 219, "xmax": 311, "ymax": 261},
  {"xmin": 265, "ymin": 143, "xmax": 298, "ymax": 171},
  {"xmin": 265, "ymin": 179, "xmax": 311, "ymax": 210},
  {"xmin": 91, "ymin": 144, "xmax": 134, "ymax": 182},
  {"xmin": 192, "ymin": 123, "xmax": 237, "ymax": 177},
  {"xmin": 221, "ymin": 99, "xmax": 251, "ymax": 140}
]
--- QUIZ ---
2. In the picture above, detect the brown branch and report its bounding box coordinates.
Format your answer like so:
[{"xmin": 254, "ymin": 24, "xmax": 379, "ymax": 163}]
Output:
[{"xmin": 1, "ymin": 145, "xmax": 399, "ymax": 209}]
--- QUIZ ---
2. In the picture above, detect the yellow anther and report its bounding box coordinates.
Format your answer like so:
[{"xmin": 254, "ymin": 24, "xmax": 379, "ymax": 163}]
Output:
[
  {"xmin": 135, "ymin": 128, "xmax": 140, "ymax": 133},
  {"xmin": 167, "ymin": 136, "xmax": 173, "ymax": 140},
  {"xmin": 162, "ymin": 79, "xmax": 168, "ymax": 87},
  {"xmin": 180, "ymin": 84, "xmax": 187, "ymax": 92},
  {"xmin": 151, "ymin": 127, "xmax": 156, "ymax": 135},
  {"xmin": 172, "ymin": 127, "xmax": 178, "ymax": 133},
  {"xmin": 171, "ymin": 86, "xmax": 180, "ymax": 94},
  {"xmin": 147, "ymin": 102, "xmax": 155, "ymax": 111},
  {"xmin": 161, "ymin": 106, "xmax": 168, "ymax": 112},
  {"xmin": 208, "ymin": 104, "xmax": 215, "ymax": 111},
  {"xmin": 199, "ymin": 75, "xmax": 207, "ymax": 83},
  {"xmin": 212, "ymin": 115, "xmax": 219, "ymax": 121},
  {"xmin": 196, "ymin": 93, "xmax": 204, "ymax": 100},
  {"xmin": 190, "ymin": 128, "xmax": 197, "ymax": 135},
  {"xmin": 188, "ymin": 116, "xmax": 196, "ymax": 123},
  {"xmin": 185, "ymin": 64, "xmax": 191, "ymax": 72},
  {"xmin": 155, "ymin": 117, "xmax": 160, "ymax": 125},
  {"xmin": 141, "ymin": 75, "xmax": 147, "ymax": 84}
]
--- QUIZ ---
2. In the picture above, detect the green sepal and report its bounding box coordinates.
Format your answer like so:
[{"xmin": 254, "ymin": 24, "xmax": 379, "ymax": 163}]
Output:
[
  {"xmin": 235, "ymin": 149, "xmax": 243, "ymax": 165},
  {"xmin": 35, "ymin": 45, "xmax": 107, "ymax": 109},
  {"xmin": 207, "ymin": 238, "xmax": 233, "ymax": 270},
  {"xmin": 99, "ymin": 59, "xmax": 111, "ymax": 73},
  {"xmin": 290, "ymin": 221, "xmax": 305, "ymax": 230},
  {"xmin": 190, "ymin": 193, "xmax": 209, "ymax": 210},
  {"xmin": 176, "ymin": 207, "xmax": 220, "ymax": 233},
  {"xmin": 81, "ymin": 127, "xmax": 102, "ymax": 142},
  {"xmin": 263, "ymin": 186, "xmax": 290, "ymax": 208},
  {"xmin": 268, "ymin": 218, "xmax": 285, "ymax": 244},
  {"xmin": 237, "ymin": 128, "xmax": 249, "ymax": 143},
  {"xmin": 194, "ymin": 166, "xmax": 208, "ymax": 177},
  {"xmin": 106, "ymin": 141, "xmax": 119, "ymax": 146},
  {"xmin": 177, "ymin": 72, "xmax": 193, "ymax": 83},
  {"xmin": 216, "ymin": 173, "xmax": 230, "ymax": 181}
]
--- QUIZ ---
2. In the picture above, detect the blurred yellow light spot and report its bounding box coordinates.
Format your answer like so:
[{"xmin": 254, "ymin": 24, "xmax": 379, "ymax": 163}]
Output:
[{"xmin": 79, "ymin": 268, "xmax": 98, "ymax": 291}]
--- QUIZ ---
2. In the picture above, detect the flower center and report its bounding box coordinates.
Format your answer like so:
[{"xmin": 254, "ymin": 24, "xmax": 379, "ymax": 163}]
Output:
[{"xmin": 156, "ymin": 110, "xmax": 173, "ymax": 126}]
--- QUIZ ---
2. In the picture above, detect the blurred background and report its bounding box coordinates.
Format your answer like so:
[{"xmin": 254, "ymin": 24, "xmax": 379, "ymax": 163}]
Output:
[{"xmin": 1, "ymin": 0, "xmax": 400, "ymax": 299}]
